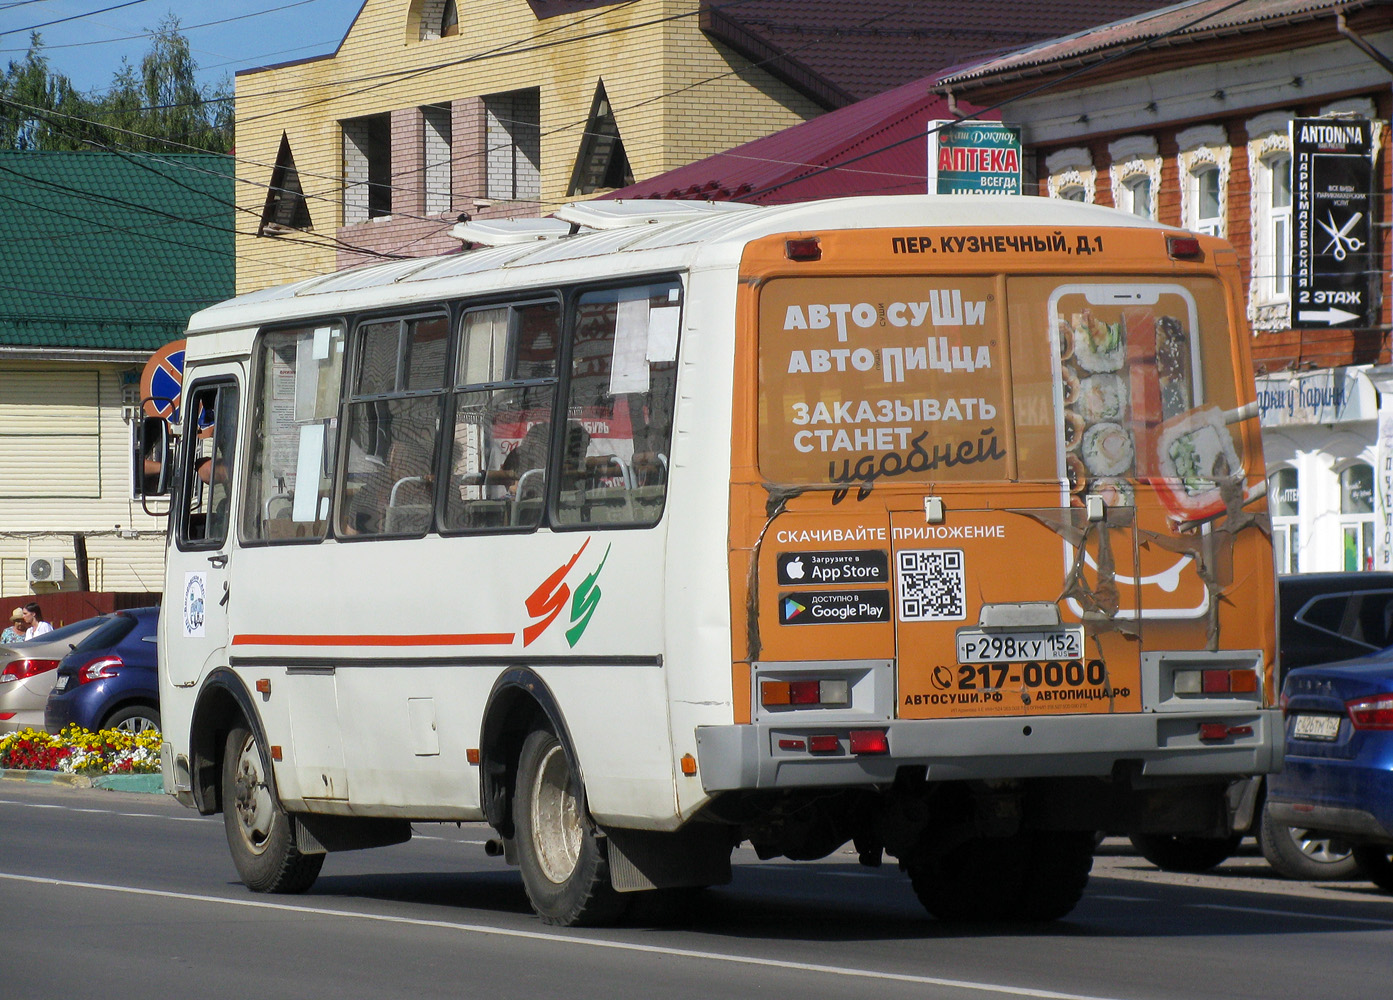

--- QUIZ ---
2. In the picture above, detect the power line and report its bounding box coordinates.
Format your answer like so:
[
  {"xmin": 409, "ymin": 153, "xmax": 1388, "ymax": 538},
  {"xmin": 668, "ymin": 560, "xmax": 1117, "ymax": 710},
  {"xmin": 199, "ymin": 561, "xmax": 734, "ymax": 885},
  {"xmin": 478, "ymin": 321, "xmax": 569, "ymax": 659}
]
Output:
[
  {"xmin": 0, "ymin": 0, "xmax": 151, "ymax": 39},
  {"xmin": 0, "ymin": 0, "xmax": 329, "ymax": 57}
]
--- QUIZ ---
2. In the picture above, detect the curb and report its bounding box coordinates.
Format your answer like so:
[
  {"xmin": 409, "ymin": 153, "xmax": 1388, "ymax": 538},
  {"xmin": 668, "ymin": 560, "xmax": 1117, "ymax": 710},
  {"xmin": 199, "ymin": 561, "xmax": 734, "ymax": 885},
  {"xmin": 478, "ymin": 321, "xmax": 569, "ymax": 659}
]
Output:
[{"xmin": 1, "ymin": 768, "xmax": 162, "ymax": 793}]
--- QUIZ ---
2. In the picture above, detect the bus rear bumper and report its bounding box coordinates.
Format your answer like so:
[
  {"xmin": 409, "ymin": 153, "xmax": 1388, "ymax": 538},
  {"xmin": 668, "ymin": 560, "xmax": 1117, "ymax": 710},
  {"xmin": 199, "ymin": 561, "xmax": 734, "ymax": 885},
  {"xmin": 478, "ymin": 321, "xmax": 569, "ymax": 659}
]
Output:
[{"xmin": 694, "ymin": 709, "xmax": 1282, "ymax": 792}]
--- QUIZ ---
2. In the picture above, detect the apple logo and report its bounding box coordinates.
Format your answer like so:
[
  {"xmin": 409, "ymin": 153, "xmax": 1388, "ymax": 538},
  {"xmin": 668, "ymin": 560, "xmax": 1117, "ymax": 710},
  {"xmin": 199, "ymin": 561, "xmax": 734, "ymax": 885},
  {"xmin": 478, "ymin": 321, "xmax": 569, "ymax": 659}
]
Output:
[{"xmin": 785, "ymin": 556, "xmax": 805, "ymax": 580}]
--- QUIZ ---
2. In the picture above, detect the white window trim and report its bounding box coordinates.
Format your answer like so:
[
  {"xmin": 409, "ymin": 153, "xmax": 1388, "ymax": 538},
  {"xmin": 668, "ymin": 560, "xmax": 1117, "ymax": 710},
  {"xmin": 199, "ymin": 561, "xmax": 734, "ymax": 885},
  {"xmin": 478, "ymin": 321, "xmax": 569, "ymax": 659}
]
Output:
[
  {"xmin": 1107, "ymin": 135, "xmax": 1160, "ymax": 219},
  {"xmin": 1045, "ymin": 147, "xmax": 1096, "ymax": 203},
  {"xmin": 1177, "ymin": 125, "xmax": 1230, "ymax": 238},
  {"xmin": 1246, "ymin": 111, "xmax": 1294, "ymax": 330}
]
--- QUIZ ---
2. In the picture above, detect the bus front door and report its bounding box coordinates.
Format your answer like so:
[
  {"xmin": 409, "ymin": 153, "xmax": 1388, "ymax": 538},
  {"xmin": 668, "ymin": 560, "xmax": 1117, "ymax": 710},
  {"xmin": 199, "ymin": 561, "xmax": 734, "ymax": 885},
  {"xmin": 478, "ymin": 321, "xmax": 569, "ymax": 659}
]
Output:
[{"xmin": 166, "ymin": 373, "xmax": 242, "ymax": 690}]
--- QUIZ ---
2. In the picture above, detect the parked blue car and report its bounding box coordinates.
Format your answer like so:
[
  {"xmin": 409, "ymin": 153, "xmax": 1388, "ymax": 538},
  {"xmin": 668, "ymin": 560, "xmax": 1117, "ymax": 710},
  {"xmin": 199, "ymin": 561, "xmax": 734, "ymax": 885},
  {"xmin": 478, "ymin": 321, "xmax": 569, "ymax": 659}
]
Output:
[
  {"xmin": 44, "ymin": 606, "xmax": 161, "ymax": 735},
  {"xmin": 1268, "ymin": 646, "xmax": 1393, "ymax": 891}
]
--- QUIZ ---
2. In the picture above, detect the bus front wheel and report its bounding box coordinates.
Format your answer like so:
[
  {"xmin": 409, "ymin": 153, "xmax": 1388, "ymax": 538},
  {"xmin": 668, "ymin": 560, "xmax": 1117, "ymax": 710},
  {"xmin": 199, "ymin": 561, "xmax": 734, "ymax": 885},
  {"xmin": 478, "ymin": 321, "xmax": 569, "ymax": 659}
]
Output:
[
  {"xmin": 222, "ymin": 725, "xmax": 323, "ymax": 894},
  {"xmin": 513, "ymin": 727, "xmax": 626, "ymax": 926}
]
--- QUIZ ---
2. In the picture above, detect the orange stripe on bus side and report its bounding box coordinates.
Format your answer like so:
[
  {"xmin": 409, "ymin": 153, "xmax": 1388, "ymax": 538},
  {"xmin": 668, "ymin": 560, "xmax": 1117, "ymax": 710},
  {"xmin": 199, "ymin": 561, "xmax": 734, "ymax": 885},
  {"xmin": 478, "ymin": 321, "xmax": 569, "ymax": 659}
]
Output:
[{"xmin": 231, "ymin": 633, "xmax": 516, "ymax": 647}]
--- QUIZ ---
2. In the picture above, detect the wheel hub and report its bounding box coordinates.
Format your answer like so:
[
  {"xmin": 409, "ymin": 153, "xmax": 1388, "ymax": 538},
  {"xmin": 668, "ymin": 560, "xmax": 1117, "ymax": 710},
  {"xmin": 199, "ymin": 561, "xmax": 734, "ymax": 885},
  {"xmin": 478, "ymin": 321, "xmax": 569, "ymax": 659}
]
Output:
[{"xmin": 530, "ymin": 744, "xmax": 582, "ymax": 884}]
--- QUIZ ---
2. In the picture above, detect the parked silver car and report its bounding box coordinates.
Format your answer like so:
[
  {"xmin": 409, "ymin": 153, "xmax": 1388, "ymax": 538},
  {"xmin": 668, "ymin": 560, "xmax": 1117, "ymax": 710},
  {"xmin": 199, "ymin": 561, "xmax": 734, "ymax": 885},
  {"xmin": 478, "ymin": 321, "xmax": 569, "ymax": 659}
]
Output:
[{"xmin": 0, "ymin": 617, "xmax": 107, "ymax": 734}]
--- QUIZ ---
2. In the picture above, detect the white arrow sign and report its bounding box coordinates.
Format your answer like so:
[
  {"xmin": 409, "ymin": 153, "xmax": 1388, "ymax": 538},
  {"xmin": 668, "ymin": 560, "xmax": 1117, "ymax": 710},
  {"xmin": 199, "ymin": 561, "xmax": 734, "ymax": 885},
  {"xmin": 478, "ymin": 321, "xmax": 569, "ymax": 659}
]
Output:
[{"xmin": 1297, "ymin": 307, "xmax": 1362, "ymax": 326}]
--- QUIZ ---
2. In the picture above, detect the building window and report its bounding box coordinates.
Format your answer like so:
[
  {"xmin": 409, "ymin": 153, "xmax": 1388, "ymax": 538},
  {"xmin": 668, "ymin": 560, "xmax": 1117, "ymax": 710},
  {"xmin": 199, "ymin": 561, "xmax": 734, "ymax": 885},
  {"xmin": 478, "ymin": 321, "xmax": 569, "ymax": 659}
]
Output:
[
  {"xmin": 259, "ymin": 132, "xmax": 313, "ymax": 235},
  {"xmin": 1045, "ymin": 147, "xmax": 1095, "ymax": 203},
  {"xmin": 418, "ymin": 0, "xmax": 458, "ymax": 40},
  {"xmin": 1245, "ymin": 112, "xmax": 1295, "ymax": 330},
  {"xmin": 343, "ymin": 113, "xmax": 392, "ymax": 224},
  {"xmin": 1269, "ymin": 467, "xmax": 1299, "ymax": 574},
  {"xmin": 1192, "ymin": 167, "xmax": 1221, "ymax": 235},
  {"xmin": 484, "ymin": 89, "xmax": 541, "ymax": 203},
  {"xmin": 1341, "ymin": 462, "xmax": 1375, "ymax": 572},
  {"xmin": 1107, "ymin": 136, "xmax": 1160, "ymax": 220},
  {"xmin": 423, "ymin": 103, "xmax": 452, "ymax": 215},
  {"xmin": 568, "ymin": 80, "xmax": 633, "ymax": 196},
  {"xmin": 1177, "ymin": 125, "xmax": 1229, "ymax": 238}
]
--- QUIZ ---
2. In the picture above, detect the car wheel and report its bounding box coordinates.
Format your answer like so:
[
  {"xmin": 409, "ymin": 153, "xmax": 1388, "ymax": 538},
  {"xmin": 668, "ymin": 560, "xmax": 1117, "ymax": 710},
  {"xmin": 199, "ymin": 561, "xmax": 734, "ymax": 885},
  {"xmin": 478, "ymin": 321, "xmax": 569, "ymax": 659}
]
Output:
[
  {"xmin": 103, "ymin": 705, "xmax": 161, "ymax": 735},
  {"xmin": 1128, "ymin": 833, "xmax": 1241, "ymax": 873},
  {"xmin": 222, "ymin": 725, "xmax": 323, "ymax": 894},
  {"xmin": 1352, "ymin": 846, "xmax": 1393, "ymax": 892},
  {"xmin": 1258, "ymin": 803, "xmax": 1357, "ymax": 880},
  {"xmin": 513, "ymin": 727, "xmax": 627, "ymax": 926}
]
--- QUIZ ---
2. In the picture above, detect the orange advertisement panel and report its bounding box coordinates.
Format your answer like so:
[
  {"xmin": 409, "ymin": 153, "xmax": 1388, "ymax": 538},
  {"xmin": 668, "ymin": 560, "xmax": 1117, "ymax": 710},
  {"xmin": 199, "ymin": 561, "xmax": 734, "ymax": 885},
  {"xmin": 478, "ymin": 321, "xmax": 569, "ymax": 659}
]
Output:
[
  {"xmin": 758, "ymin": 276, "xmax": 1010, "ymax": 495},
  {"xmin": 745, "ymin": 257, "xmax": 1273, "ymax": 724}
]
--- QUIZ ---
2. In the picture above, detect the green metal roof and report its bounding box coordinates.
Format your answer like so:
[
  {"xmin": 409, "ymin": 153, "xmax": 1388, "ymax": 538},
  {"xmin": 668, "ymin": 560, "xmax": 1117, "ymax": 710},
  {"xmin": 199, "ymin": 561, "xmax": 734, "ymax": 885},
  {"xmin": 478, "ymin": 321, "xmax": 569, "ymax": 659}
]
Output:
[{"xmin": 0, "ymin": 152, "xmax": 235, "ymax": 353}]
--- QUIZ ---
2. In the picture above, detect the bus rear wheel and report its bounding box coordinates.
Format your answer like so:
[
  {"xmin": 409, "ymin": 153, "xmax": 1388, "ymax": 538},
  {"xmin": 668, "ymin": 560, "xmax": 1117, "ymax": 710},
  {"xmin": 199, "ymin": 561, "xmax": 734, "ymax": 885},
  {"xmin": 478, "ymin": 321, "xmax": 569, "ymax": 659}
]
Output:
[
  {"xmin": 222, "ymin": 725, "xmax": 323, "ymax": 894},
  {"xmin": 907, "ymin": 829, "xmax": 1094, "ymax": 922},
  {"xmin": 513, "ymin": 727, "xmax": 626, "ymax": 926}
]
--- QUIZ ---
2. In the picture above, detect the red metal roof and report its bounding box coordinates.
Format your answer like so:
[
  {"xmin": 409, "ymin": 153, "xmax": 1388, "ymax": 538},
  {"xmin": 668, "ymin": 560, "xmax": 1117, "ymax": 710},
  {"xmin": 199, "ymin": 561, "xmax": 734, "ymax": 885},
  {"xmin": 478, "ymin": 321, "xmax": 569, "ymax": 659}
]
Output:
[
  {"xmin": 703, "ymin": 0, "xmax": 1186, "ymax": 101},
  {"xmin": 937, "ymin": 0, "xmax": 1381, "ymax": 87},
  {"xmin": 602, "ymin": 79, "xmax": 987, "ymax": 204}
]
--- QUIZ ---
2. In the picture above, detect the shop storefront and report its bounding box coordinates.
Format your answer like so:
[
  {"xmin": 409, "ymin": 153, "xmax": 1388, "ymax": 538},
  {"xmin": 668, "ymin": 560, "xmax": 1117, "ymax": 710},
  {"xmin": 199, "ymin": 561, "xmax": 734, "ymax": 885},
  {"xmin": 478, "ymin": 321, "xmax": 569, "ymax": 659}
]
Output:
[{"xmin": 1258, "ymin": 366, "xmax": 1379, "ymax": 574}]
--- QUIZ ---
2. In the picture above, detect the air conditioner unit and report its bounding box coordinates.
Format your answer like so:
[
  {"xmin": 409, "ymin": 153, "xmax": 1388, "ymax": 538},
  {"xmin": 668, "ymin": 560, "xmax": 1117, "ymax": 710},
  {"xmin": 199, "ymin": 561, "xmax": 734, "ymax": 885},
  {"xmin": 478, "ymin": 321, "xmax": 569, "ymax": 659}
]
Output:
[{"xmin": 27, "ymin": 556, "xmax": 66, "ymax": 586}]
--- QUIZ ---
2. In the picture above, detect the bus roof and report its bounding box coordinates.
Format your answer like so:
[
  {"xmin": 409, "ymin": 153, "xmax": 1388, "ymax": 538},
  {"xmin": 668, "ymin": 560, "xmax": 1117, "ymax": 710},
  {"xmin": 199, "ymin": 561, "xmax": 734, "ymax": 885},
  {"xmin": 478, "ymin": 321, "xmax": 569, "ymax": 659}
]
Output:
[{"xmin": 188, "ymin": 195, "xmax": 1170, "ymax": 336}]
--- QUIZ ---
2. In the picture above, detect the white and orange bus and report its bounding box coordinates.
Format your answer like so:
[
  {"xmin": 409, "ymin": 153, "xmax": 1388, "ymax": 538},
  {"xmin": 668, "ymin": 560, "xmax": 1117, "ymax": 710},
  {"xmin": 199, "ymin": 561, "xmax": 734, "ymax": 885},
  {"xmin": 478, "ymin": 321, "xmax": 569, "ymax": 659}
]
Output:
[{"xmin": 146, "ymin": 195, "xmax": 1279, "ymax": 925}]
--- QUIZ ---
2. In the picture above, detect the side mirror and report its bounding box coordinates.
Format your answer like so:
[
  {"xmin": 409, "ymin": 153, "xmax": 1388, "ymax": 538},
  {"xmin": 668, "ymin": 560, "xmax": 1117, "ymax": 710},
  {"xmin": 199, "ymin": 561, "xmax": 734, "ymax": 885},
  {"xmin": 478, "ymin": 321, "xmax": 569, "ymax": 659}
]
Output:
[{"xmin": 135, "ymin": 412, "xmax": 172, "ymax": 500}]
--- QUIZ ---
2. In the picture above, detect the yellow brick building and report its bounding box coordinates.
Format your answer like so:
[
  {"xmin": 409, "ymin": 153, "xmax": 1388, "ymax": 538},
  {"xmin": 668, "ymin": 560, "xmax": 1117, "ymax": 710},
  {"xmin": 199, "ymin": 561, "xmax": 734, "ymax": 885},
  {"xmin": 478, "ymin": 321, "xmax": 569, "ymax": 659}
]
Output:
[{"xmin": 234, "ymin": 0, "xmax": 833, "ymax": 292}]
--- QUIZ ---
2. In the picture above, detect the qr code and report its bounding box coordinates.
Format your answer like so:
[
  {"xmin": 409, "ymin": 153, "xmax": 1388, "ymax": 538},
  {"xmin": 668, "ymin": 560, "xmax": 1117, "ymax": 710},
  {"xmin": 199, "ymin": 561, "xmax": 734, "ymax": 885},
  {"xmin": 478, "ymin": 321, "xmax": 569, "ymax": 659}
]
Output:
[{"xmin": 897, "ymin": 549, "xmax": 966, "ymax": 621}]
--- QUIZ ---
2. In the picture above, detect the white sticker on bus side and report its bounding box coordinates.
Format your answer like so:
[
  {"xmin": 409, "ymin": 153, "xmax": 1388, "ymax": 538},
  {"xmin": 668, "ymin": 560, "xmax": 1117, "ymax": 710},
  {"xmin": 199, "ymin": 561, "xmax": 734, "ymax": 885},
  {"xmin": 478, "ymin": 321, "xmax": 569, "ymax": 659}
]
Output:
[{"xmin": 183, "ymin": 571, "xmax": 207, "ymax": 638}]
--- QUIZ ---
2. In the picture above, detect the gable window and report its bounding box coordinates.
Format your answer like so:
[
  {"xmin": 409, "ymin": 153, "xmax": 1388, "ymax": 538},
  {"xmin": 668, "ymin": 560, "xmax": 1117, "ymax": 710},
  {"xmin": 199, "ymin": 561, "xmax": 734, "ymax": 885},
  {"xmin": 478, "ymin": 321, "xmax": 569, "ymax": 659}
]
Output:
[
  {"xmin": 484, "ymin": 89, "xmax": 541, "ymax": 203},
  {"xmin": 343, "ymin": 113, "xmax": 393, "ymax": 224},
  {"xmin": 1177, "ymin": 125, "xmax": 1229, "ymax": 238},
  {"xmin": 259, "ymin": 132, "xmax": 313, "ymax": 235},
  {"xmin": 418, "ymin": 0, "xmax": 459, "ymax": 40},
  {"xmin": 569, "ymin": 81, "xmax": 633, "ymax": 196}
]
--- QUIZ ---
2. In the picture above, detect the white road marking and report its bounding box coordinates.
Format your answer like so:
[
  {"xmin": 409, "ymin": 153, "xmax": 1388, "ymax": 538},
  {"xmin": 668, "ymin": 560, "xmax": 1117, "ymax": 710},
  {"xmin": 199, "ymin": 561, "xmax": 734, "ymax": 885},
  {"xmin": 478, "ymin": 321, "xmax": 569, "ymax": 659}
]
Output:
[
  {"xmin": 1191, "ymin": 903, "xmax": 1393, "ymax": 928},
  {"xmin": 0, "ymin": 798, "xmax": 214, "ymax": 822},
  {"xmin": 0, "ymin": 871, "xmax": 1134, "ymax": 1000}
]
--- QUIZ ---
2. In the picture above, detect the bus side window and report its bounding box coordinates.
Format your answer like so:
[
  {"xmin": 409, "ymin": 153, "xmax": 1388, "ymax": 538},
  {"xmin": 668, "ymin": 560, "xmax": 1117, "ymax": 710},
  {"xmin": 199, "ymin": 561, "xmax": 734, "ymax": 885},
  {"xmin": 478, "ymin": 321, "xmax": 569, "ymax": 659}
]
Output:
[
  {"xmin": 553, "ymin": 280, "xmax": 680, "ymax": 528},
  {"xmin": 178, "ymin": 382, "xmax": 239, "ymax": 548},
  {"xmin": 443, "ymin": 299, "xmax": 560, "ymax": 532},
  {"xmin": 241, "ymin": 324, "xmax": 345, "ymax": 543},
  {"xmin": 337, "ymin": 314, "xmax": 447, "ymax": 538}
]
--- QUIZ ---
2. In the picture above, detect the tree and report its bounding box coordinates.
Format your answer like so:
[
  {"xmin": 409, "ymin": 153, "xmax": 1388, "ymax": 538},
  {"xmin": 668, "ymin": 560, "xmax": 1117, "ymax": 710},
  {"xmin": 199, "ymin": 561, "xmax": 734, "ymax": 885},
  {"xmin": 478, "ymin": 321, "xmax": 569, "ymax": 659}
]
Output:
[
  {"xmin": 0, "ymin": 19, "xmax": 231, "ymax": 153},
  {"xmin": 98, "ymin": 16, "xmax": 232, "ymax": 153},
  {"xmin": 0, "ymin": 33, "xmax": 96, "ymax": 150}
]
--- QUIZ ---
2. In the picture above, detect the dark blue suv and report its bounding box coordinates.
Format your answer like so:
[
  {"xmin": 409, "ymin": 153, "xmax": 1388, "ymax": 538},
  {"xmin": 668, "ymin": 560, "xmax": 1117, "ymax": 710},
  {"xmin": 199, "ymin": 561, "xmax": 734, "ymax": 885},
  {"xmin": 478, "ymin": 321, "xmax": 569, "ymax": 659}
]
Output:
[{"xmin": 45, "ymin": 606, "xmax": 160, "ymax": 734}]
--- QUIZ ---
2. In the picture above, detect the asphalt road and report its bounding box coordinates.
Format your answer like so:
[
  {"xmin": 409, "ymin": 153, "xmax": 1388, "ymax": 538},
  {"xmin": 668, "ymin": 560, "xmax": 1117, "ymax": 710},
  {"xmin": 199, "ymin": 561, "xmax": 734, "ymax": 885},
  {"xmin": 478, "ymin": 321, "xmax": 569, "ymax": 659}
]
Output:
[{"xmin": 3, "ymin": 781, "xmax": 1392, "ymax": 1000}]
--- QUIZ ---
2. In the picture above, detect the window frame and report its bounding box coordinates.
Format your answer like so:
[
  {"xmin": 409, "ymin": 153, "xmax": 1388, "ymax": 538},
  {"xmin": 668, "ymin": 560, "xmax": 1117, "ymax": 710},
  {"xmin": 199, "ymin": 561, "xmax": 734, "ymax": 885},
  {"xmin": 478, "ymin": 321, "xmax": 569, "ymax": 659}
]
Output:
[
  {"xmin": 334, "ymin": 308, "xmax": 451, "ymax": 541},
  {"xmin": 174, "ymin": 377, "xmax": 241, "ymax": 554},
  {"xmin": 238, "ymin": 319, "xmax": 349, "ymax": 548}
]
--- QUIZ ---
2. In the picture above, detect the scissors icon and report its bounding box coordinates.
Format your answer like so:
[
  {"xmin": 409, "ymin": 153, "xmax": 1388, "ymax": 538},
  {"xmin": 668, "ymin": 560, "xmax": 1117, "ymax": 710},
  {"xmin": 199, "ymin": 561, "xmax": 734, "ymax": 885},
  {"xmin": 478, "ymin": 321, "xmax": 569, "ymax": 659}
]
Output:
[{"xmin": 1319, "ymin": 211, "xmax": 1365, "ymax": 261}]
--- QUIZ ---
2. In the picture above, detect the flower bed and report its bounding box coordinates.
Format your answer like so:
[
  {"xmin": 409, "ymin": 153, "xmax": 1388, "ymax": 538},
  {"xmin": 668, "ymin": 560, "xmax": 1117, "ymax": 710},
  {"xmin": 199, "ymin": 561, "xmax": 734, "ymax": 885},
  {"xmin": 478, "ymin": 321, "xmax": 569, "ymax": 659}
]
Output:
[{"xmin": 0, "ymin": 725, "xmax": 160, "ymax": 775}]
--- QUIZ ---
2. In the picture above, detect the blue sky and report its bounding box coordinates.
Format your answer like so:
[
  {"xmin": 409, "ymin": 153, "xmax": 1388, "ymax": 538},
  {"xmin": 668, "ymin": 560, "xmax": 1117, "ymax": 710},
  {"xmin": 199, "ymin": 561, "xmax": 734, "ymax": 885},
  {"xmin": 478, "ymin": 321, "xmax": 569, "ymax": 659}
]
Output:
[{"xmin": 0, "ymin": 0, "xmax": 366, "ymax": 95}]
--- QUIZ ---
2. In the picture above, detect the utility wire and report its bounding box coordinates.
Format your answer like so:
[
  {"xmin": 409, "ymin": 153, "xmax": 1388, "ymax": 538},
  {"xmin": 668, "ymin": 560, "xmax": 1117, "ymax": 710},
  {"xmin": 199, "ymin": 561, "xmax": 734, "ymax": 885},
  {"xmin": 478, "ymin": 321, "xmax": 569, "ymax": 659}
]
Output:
[{"xmin": 0, "ymin": 0, "xmax": 150, "ymax": 38}]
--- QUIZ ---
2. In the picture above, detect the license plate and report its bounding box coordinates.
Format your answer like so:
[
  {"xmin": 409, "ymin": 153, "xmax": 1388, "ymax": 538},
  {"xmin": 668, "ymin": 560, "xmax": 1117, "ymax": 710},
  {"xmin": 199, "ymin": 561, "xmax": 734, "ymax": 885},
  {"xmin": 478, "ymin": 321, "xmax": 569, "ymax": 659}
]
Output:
[
  {"xmin": 54, "ymin": 675, "xmax": 68, "ymax": 692},
  {"xmin": 956, "ymin": 627, "xmax": 1085, "ymax": 664},
  {"xmin": 1293, "ymin": 714, "xmax": 1340, "ymax": 740}
]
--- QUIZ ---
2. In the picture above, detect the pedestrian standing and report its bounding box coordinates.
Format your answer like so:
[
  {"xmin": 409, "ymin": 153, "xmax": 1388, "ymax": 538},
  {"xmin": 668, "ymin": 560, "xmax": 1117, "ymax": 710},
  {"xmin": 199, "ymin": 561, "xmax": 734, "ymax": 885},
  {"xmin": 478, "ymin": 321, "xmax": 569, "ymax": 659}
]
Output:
[
  {"xmin": 0, "ymin": 608, "xmax": 24, "ymax": 644},
  {"xmin": 20, "ymin": 602, "xmax": 53, "ymax": 640}
]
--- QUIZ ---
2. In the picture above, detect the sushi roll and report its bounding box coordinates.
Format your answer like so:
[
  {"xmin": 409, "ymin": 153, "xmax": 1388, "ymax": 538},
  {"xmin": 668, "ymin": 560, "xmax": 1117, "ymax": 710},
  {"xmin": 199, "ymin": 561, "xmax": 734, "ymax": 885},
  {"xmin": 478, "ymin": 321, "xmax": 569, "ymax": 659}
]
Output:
[
  {"xmin": 1071, "ymin": 310, "xmax": 1126, "ymax": 372},
  {"xmin": 1088, "ymin": 476, "xmax": 1135, "ymax": 507},
  {"xmin": 1081, "ymin": 422, "xmax": 1135, "ymax": 476},
  {"xmin": 1063, "ymin": 410, "xmax": 1087, "ymax": 451},
  {"xmin": 1078, "ymin": 373, "xmax": 1129, "ymax": 423},
  {"xmin": 1061, "ymin": 366, "xmax": 1081, "ymax": 405}
]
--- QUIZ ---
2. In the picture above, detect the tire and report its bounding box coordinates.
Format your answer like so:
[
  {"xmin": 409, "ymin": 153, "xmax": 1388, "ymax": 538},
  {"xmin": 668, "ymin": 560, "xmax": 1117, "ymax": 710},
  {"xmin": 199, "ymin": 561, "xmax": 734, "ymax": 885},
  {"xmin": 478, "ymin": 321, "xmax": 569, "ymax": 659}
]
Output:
[
  {"xmin": 1352, "ymin": 846, "xmax": 1393, "ymax": 892},
  {"xmin": 907, "ymin": 829, "xmax": 1094, "ymax": 923},
  {"xmin": 513, "ymin": 727, "xmax": 627, "ymax": 926},
  {"xmin": 1128, "ymin": 832, "xmax": 1240, "ymax": 873},
  {"xmin": 103, "ymin": 705, "xmax": 161, "ymax": 735},
  {"xmin": 222, "ymin": 725, "xmax": 323, "ymax": 894},
  {"xmin": 1258, "ymin": 804, "xmax": 1357, "ymax": 881}
]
